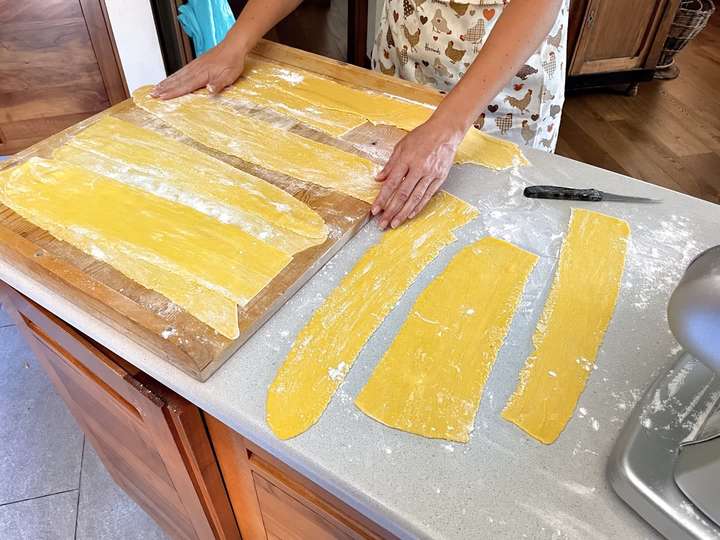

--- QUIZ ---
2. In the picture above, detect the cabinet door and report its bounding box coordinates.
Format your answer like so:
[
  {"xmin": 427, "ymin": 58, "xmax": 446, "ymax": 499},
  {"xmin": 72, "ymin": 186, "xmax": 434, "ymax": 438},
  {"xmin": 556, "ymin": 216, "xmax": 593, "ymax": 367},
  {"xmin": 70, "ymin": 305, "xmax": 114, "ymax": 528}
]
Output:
[
  {"xmin": 1, "ymin": 286, "xmax": 240, "ymax": 540},
  {"xmin": 205, "ymin": 415, "xmax": 397, "ymax": 540},
  {"xmin": 569, "ymin": 0, "xmax": 680, "ymax": 75},
  {"xmin": 0, "ymin": 0, "xmax": 127, "ymax": 154}
]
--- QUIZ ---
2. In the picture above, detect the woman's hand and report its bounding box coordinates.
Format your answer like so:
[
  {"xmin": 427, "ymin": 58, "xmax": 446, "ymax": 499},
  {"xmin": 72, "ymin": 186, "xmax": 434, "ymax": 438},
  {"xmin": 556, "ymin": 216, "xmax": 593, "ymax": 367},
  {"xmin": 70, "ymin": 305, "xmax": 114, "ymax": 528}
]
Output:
[
  {"xmin": 151, "ymin": 44, "xmax": 247, "ymax": 100},
  {"xmin": 372, "ymin": 117, "xmax": 465, "ymax": 229}
]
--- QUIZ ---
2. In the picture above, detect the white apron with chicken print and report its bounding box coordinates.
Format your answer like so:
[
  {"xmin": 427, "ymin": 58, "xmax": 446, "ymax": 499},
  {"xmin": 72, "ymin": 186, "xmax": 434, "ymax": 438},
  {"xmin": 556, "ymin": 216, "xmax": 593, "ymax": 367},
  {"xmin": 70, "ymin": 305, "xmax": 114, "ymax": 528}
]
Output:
[{"xmin": 371, "ymin": 0, "xmax": 568, "ymax": 152}]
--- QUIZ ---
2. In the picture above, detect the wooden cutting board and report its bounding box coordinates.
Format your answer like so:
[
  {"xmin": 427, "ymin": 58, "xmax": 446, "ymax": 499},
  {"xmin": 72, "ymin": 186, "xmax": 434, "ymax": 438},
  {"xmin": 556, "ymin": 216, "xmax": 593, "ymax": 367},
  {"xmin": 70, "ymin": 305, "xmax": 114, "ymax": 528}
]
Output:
[{"xmin": 0, "ymin": 40, "xmax": 445, "ymax": 381}]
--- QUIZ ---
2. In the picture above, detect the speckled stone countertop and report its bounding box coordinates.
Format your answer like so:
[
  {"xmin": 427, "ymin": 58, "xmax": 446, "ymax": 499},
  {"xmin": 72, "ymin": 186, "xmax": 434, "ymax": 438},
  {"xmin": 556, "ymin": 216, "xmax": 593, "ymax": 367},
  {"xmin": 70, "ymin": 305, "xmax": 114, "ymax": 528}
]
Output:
[{"xmin": 2, "ymin": 149, "xmax": 719, "ymax": 539}]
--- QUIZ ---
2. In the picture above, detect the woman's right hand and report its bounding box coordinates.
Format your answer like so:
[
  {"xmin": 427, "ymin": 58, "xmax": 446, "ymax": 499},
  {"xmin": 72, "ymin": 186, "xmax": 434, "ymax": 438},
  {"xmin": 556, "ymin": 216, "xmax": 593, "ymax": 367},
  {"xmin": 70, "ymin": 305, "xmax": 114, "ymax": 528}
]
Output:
[{"xmin": 151, "ymin": 43, "xmax": 247, "ymax": 100}]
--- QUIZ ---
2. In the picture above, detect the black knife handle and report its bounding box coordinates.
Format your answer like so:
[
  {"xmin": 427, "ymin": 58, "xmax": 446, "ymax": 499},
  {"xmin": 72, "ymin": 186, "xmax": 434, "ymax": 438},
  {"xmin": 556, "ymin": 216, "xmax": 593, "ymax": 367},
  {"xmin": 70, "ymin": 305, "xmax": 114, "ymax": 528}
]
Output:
[{"xmin": 523, "ymin": 185, "xmax": 603, "ymax": 202}]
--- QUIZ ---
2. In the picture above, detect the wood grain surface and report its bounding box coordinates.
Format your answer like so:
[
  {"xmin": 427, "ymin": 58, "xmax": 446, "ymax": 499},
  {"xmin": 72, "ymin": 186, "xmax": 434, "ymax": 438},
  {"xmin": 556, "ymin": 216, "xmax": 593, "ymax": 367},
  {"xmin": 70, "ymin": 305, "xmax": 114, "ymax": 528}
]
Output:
[
  {"xmin": 558, "ymin": 11, "xmax": 720, "ymax": 204},
  {"xmin": 0, "ymin": 41, "xmax": 420, "ymax": 381},
  {"xmin": 0, "ymin": 0, "xmax": 128, "ymax": 154}
]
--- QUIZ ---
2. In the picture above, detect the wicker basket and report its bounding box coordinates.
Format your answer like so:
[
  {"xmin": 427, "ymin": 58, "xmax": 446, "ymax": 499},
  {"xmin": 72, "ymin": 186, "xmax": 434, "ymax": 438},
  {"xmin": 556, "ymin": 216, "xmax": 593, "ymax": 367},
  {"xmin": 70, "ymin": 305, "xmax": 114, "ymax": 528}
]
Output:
[{"xmin": 657, "ymin": 0, "xmax": 715, "ymax": 70}]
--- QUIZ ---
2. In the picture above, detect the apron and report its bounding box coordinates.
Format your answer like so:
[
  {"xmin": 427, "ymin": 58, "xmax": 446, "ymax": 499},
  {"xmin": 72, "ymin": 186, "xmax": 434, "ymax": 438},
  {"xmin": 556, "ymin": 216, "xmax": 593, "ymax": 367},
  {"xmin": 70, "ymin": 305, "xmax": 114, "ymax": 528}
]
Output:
[{"xmin": 371, "ymin": 0, "xmax": 568, "ymax": 152}]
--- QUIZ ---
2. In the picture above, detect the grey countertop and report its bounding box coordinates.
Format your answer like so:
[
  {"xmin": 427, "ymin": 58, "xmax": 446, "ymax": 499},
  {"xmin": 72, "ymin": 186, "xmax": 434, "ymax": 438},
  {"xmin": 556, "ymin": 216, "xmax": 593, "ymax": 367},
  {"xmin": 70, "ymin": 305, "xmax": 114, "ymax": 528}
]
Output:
[{"xmin": 2, "ymin": 149, "xmax": 718, "ymax": 539}]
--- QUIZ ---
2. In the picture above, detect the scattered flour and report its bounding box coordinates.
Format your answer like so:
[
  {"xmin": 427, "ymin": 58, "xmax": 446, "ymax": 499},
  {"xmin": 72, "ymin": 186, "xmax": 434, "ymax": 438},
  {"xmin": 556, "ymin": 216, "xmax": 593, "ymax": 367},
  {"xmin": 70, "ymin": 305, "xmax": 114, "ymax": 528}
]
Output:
[{"xmin": 328, "ymin": 361, "xmax": 347, "ymax": 382}]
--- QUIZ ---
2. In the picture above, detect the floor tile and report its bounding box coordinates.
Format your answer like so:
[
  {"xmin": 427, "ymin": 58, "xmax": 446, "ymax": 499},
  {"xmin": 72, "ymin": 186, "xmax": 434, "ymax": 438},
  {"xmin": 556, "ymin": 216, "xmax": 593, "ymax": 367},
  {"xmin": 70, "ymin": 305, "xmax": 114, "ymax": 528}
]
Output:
[
  {"xmin": 0, "ymin": 490, "xmax": 78, "ymax": 540},
  {"xmin": 76, "ymin": 444, "xmax": 169, "ymax": 540},
  {"xmin": 0, "ymin": 301, "xmax": 13, "ymax": 327},
  {"xmin": 0, "ymin": 326, "xmax": 84, "ymax": 505}
]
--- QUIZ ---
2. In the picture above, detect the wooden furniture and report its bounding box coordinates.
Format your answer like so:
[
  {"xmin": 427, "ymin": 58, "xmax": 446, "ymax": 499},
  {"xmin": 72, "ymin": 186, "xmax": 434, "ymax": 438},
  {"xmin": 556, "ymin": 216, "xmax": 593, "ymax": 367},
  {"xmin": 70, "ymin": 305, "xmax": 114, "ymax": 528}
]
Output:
[
  {"xmin": 205, "ymin": 415, "xmax": 396, "ymax": 540},
  {"xmin": 568, "ymin": 0, "xmax": 682, "ymax": 92},
  {"xmin": 556, "ymin": 12, "xmax": 720, "ymax": 205},
  {"xmin": 0, "ymin": 0, "xmax": 128, "ymax": 154},
  {"xmin": 0, "ymin": 283, "xmax": 397, "ymax": 539},
  {"xmin": 0, "ymin": 285, "xmax": 240, "ymax": 540}
]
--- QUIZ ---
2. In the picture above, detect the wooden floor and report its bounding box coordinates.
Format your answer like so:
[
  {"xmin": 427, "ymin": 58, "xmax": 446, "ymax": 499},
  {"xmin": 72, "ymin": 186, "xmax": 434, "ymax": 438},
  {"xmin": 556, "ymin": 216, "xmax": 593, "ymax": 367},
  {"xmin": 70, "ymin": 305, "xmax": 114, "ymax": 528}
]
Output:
[{"xmin": 556, "ymin": 12, "xmax": 720, "ymax": 205}]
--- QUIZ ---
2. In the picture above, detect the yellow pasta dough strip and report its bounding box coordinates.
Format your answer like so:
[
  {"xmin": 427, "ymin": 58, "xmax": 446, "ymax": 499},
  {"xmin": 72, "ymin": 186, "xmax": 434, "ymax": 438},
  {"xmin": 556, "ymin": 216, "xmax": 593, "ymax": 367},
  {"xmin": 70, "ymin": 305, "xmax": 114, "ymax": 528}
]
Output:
[
  {"xmin": 133, "ymin": 87, "xmax": 381, "ymax": 203},
  {"xmin": 224, "ymin": 61, "xmax": 367, "ymax": 137},
  {"xmin": 55, "ymin": 116, "xmax": 327, "ymax": 255},
  {"xmin": 355, "ymin": 237, "xmax": 538, "ymax": 443},
  {"xmin": 266, "ymin": 192, "xmax": 479, "ymax": 439},
  {"xmin": 502, "ymin": 208, "xmax": 630, "ymax": 444},
  {"xmin": 222, "ymin": 58, "xmax": 527, "ymax": 169},
  {"xmin": 88, "ymin": 246, "xmax": 240, "ymax": 340},
  {"xmin": 0, "ymin": 159, "xmax": 240, "ymax": 338},
  {"xmin": 0, "ymin": 158, "xmax": 294, "ymax": 337}
]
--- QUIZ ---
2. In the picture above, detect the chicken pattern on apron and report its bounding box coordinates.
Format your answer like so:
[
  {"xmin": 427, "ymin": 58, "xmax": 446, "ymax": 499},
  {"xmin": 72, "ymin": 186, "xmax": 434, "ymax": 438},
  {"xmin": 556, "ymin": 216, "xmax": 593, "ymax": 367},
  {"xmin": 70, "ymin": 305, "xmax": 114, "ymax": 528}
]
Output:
[{"xmin": 372, "ymin": 0, "xmax": 568, "ymax": 152}]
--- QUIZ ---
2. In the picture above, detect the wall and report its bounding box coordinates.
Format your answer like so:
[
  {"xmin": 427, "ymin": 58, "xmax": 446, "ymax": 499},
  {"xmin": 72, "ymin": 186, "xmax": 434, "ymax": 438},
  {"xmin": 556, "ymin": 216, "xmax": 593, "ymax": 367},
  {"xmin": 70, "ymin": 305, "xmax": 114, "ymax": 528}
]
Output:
[{"xmin": 103, "ymin": 0, "xmax": 167, "ymax": 92}]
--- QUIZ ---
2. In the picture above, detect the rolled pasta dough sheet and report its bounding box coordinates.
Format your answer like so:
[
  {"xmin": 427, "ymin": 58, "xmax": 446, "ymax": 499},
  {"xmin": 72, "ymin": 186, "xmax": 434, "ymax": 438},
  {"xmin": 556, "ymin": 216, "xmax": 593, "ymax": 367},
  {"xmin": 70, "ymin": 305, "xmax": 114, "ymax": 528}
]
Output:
[
  {"xmin": 133, "ymin": 87, "xmax": 381, "ymax": 204},
  {"xmin": 0, "ymin": 158, "xmax": 294, "ymax": 338},
  {"xmin": 223, "ymin": 58, "xmax": 527, "ymax": 170},
  {"xmin": 502, "ymin": 208, "xmax": 630, "ymax": 444},
  {"xmin": 266, "ymin": 192, "xmax": 479, "ymax": 439},
  {"xmin": 55, "ymin": 116, "xmax": 328, "ymax": 255},
  {"xmin": 355, "ymin": 237, "xmax": 538, "ymax": 443}
]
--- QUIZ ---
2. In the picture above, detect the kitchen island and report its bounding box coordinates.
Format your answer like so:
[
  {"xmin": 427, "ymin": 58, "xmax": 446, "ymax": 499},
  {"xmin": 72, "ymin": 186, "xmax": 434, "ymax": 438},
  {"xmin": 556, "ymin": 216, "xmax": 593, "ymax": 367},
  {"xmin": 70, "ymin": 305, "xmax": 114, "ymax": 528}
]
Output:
[
  {"xmin": 3, "ymin": 148, "xmax": 718, "ymax": 538},
  {"xmin": 2, "ymin": 44, "xmax": 719, "ymax": 540}
]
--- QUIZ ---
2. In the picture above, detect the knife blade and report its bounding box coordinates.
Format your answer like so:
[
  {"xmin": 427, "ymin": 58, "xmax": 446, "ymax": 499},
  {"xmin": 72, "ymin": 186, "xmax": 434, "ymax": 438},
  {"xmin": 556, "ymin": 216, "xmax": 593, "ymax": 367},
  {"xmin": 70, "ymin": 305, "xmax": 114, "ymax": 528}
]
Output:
[{"xmin": 523, "ymin": 185, "xmax": 660, "ymax": 204}]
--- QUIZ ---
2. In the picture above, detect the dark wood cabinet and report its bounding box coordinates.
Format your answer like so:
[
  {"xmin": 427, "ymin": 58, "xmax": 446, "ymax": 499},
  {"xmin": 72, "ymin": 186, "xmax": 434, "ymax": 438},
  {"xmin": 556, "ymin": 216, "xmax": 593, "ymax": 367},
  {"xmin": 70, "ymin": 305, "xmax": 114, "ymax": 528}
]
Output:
[
  {"xmin": 0, "ymin": 285, "xmax": 240, "ymax": 540},
  {"xmin": 568, "ymin": 0, "xmax": 681, "ymax": 90},
  {"xmin": 0, "ymin": 0, "xmax": 128, "ymax": 154}
]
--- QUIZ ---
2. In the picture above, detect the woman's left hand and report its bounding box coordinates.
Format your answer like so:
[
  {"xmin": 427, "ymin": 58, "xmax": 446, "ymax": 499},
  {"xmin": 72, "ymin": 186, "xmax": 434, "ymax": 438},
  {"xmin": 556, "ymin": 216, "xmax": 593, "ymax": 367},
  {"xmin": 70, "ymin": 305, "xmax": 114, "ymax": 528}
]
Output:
[{"xmin": 372, "ymin": 117, "xmax": 465, "ymax": 229}]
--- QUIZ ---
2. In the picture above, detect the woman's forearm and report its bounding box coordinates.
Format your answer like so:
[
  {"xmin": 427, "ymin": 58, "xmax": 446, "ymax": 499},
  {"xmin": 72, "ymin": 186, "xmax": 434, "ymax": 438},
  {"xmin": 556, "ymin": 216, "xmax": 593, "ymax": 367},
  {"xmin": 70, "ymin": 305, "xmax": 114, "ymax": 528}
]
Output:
[
  {"xmin": 223, "ymin": 0, "xmax": 304, "ymax": 55},
  {"xmin": 433, "ymin": 0, "xmax": 562, "ymax": 133},
  {"xmin": 153, "ymin": 0, "xmax": 303, "ymax": 97}
]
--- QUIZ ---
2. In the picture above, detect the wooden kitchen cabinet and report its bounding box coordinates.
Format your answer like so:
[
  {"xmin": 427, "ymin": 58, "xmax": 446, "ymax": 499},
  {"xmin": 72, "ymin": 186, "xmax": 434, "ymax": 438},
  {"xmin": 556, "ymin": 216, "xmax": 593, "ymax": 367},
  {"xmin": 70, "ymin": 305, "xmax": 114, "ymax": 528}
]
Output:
[
  {"xmin": 568, "ymin": 0, "xmax": 681, "ymax": 90},
  {"xmin": 0, "ymin": 285, "xmax": 240, "ymax": 540},
  {"xmin": 0, "ymin": 0, "xmax": 128, "ymax": 154},
  {"xmin": 205, "ymin": 415, "xmax": 397, "ymax": 540},
  {"xmin": 1, "ymin": 282, "xmax": 397, "ymax": 539}
]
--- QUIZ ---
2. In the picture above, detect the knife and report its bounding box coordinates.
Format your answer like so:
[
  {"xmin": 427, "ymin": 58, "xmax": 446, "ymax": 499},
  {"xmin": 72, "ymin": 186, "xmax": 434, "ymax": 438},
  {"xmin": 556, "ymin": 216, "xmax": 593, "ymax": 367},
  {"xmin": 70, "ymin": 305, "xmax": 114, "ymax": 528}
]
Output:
[{"xmin": 523, "ymin": 185, "xmax": 660, "ymax": 203}]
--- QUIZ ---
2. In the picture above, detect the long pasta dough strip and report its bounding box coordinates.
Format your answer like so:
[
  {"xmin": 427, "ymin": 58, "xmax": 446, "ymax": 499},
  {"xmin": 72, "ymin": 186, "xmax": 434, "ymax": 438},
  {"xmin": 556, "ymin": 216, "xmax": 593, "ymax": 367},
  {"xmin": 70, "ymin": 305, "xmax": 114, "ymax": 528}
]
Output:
[
  {"xmin": 224, "ymin": 61, "xmax": 367, "ymax": 137},
  {"xmin": 55, "ymin": 116, "xmax": 327, "ymax": 255},
  {"xmin": 88, "ymin": 246, "xmax": 240, "ymax": 340},
  {"xmin": 133, "ymin": 87, "xmax": 381, "ymax": 203},
  {"xmin": 0, "ymin": 158, "xmax": 294, "ymax": 336},
  {"xmin": 223, "ymin": 58, "xmax": 527, "ymax": 169},
  {"xmin": 502, "ymin": 208, "xmax": 630, "ymax": 444},
  {"xmin": 355, "ymin": 237, "xmax": 538, "ymax": 443},
  {"xmin": 266, "ymin": 192, "xmax": 479, "ymax": 439},
  {"xmin": 0, "ymin": 159, "xmax": 239, "ymax": 338}
]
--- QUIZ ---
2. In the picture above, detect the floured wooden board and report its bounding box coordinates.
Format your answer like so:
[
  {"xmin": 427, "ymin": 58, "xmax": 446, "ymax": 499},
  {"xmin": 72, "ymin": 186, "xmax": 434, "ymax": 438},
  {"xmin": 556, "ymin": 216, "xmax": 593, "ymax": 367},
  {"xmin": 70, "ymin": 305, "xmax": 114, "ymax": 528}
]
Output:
[
  {"xmin": 0, "ymin": 157, "xmax": 295, "ymax": 339},
  {"xmin": 223, "ymin": 57, "xmax": 527, "ymax": 169},
  {"xmin": 133, "ymin": 87, "xmax": 382, "ymax": 203},
  {"xmin": 266, "ymin": 192, "xmax": 479, "ymax": 439},
  {"xmin": 0, "ymin": 40, "xmax": 497, "ymax": 381},
  {"xmin": 355, "ymin": 237, "xmax": 538, "ymax": 443},
  {"xmin": 55, "ymin": 116, "xmax": 329, "ymax": 255},
  {"xmin": 502, "ymin": 209, "xmax": 630, "ymax": 444},
  {"xmin": 0, "ymin": 97, "xmax": 375, "ymax": 380}
]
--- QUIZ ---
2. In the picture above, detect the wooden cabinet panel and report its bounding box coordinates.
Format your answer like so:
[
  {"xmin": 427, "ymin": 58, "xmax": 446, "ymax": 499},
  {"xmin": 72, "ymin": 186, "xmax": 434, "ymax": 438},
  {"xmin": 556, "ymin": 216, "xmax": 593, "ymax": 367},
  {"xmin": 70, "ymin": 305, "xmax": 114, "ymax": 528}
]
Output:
[
  {"xmin": 205, "ymin": 414, "xmax": 397, "ymax": 540},
  {"xmin": 569, "ymin": 0, "xmax": 680, "ymax": 76},
  {"xmin": 253, "ymin": 472, "xmax": 355, "ymax": 540},
  {"xmin": 0, "ymin": 0, "xmax": 127, "ymax": 154},
  {"xmin": 0, "ymin": 285, "xmax": 240, "ymax": 540}
]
